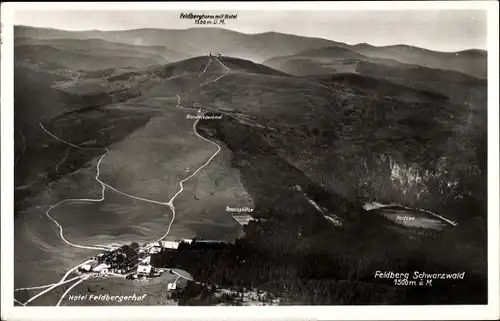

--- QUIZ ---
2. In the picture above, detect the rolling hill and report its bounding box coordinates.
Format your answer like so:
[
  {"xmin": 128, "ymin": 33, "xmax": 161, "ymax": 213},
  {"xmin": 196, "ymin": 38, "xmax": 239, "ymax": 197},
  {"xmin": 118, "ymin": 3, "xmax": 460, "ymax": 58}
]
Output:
[
  {"xmin": 264, "ymin": 45, "xmax": 484, "ymax": 81},
  {"xmin": 263, "ymin": 45, "xmax": 487, "ymax": 112},
  {"xmin": 15, "ymin": 54, "xmax": 486, "ymax": 225},
  {"xmin": 14, "ymin": 52, "xmax": 487, "ymax": 305},
  {"xmin": 14, "ymin": 26, "xmax": 341, "ymax": 63},
  {"xmin": 15, "ymin": 44, "xmax": 168, "ymax": 71},
  {"xmin": 306, "ymin": 73, "xmax": 449, "ymax": 104},
  {"xmin": 265, "ymin": 43, "xmax": 487, "ymax": 79},
  {"xmin": 15, "ymin": 26, "xmax": 487, "ymax": 78},
  {"xmin": 263, "ymin": 46, "xmax": 412, "ymax": 76},
  {"xmin": 15, "ymin": 37, "xmax": 190, "ymax": 62},
  {"xmin": 143, "ymin": 56, "xmax": 485, "ymax": 304},
  {"xmin": 351, "ymin": 43, "xmax": 487, "ymax": 79}
]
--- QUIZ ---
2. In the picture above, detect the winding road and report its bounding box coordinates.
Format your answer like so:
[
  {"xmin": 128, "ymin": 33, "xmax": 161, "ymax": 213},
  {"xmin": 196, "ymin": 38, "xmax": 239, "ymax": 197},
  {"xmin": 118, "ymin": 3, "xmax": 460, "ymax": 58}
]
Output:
[
  {"xmin": 16, "ymin": 56, "xmax": 231, "ymax": 306},
  {"xmin": 56, "ymin": 275, "xmax": 90, "ymax": 306},
  {"xmin": 198, "ymin": 56, "xmax": 212, "ymax": 76},
  {"xmin": 22, "ymin": 259, "xmax": 92, "ymax": 306},
  {"xmin": 14, "ymin": 275, "xmax": 84, "ymax": 294}
]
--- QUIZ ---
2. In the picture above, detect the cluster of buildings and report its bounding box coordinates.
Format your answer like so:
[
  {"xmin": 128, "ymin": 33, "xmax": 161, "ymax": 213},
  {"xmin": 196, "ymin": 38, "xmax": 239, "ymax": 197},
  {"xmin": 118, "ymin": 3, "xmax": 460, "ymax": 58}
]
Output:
[
  {"xmin": 77, "ymin": 237, "xmax": 228, "ymax": 289},
  {"xmin": 126, "ymin": 239, "xmax": 195, "ymax": 279},
  {"xmin": 208, "ymin": 52, "xmax": 223, "ymax": 58},
  {"xmin": 125, "ymin": 240, "xmax": 182, "ymax": 278},
  {"xmin": 79, "ymin": 243, "xmax": 141, "ymax": 276},
  {"xmin": 128, "ymin": 255, "xmax": 159, "ymax": 279}
]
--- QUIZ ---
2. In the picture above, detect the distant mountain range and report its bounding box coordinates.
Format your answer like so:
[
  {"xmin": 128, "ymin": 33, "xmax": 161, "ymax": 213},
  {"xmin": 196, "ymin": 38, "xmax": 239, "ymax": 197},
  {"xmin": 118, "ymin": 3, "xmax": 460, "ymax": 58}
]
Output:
[
  {"xmin": 351, "ymin": 43, "xmax": 486, "ymax": 78},
  {"xmin": 15, "ymin": 26, "xmax": 487, "ymax": 78},
  {"xmin": 264, "ymin": 44, "xmax": 486, "ymax": 79},
  {"xmin": 14, "ymin": 37, "xmax": 193, "ymax": 70},
  {"xmin": 263, "ymin": 45, "xmax": 485, "ymax": 84},
  {"xmin": 263, "ymin": 46, "xmax": 411, "ymax": 76},
  {"xmin": 15, "ymin": 37, "xmax": 189, "ymax": 62}
]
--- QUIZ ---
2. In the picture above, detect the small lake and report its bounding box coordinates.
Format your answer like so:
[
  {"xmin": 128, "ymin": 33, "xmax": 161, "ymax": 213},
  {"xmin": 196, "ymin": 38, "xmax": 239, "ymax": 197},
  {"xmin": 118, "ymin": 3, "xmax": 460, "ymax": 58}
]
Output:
[{"xmin": 364, "ymin": 203, "xmax": 453, "ymax": 231}]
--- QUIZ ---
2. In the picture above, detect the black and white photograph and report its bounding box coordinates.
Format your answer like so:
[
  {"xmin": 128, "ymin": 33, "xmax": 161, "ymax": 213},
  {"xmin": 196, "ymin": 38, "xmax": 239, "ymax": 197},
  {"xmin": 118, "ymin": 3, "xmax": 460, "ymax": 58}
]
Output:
[{"xmin": 1, "ymin": 2, "xmax": 499, "ymax": 320}]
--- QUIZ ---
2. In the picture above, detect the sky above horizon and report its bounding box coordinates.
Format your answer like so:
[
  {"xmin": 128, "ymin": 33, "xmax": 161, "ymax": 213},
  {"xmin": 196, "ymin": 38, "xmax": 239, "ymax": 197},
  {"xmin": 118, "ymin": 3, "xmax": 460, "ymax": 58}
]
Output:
[{"xmin": 14, "ymin": 10, "xmax": 487, "ymax": 52}]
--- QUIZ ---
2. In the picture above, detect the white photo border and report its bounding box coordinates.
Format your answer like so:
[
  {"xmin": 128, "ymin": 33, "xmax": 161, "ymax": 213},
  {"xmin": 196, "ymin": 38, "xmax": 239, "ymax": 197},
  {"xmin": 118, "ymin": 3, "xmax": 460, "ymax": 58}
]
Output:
[{"xmin": 1, "ymin": 2, "xmax": 499, "ymax": 320}]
